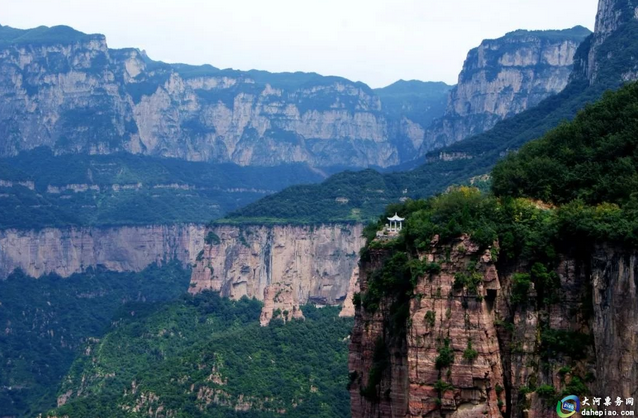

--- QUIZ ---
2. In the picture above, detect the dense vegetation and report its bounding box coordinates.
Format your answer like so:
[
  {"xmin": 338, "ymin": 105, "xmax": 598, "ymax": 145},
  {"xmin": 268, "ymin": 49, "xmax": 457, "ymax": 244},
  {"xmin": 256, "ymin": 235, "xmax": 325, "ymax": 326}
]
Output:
[
  {"xmin": 0, "ymin": 149, "xmax": 328, "ymax": 229},
  {"xmin": 46, "ymin": 295, "xmax": 353, "ymax": 418},
  {"xmin": 501, "ymin": 26, "xmax": 592, "ymax": 42},
  {"xmin": 361, "ymin": 80, "xmax": 638, "ymax": 305},
  {"xmin": 356, "ymin": 78, "xmax": 638, "ymax": 405},
  {"xmin": 0, "ymin": 24, "xmax": 97, "ymax": 46},
  {"xmin": 225, "ymin": 23, "xmax": 638, "ymax": 225},
  {"xmin": 493, "ymin": 85, "xmax": 638, "ymax": 205},
  {"xmin": 0, "ymin": 263, "xmax": 191, "ymax": 418},
  {"xmin": 493, "ymin": 81, "xmax": 638, "ymax": 245}
]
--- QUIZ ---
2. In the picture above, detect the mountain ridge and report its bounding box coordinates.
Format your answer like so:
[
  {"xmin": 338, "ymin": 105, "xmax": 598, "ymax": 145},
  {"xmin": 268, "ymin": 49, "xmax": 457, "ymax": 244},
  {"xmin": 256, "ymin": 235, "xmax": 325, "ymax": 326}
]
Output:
[
  {"xmin": 0, "ymin": 23, "xmax": 447, "ymax": 168},
  {"xmin": 224, "ymin": 10, "xmax": 636, "ymax": 225},
  {"xmin": 0, "ymin": 22, "xmax": 586, "ymax": 169}
]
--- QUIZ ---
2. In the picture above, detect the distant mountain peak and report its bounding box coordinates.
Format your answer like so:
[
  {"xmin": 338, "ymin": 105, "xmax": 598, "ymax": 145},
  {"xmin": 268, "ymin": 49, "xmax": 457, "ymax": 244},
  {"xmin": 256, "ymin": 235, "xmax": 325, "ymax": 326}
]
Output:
[
  {"xmin": 0, "ymin": 23, "xmax": 103, "ymax": 46},
  {"xmin": 503, "ymin": 25, "xmax": 592, "ymax": 40}
]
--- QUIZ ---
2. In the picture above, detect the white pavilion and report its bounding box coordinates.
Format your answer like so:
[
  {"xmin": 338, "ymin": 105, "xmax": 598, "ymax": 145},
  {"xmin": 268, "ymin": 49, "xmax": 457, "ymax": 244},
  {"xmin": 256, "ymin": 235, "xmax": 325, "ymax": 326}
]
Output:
[{"xmin": 386, "ymin": 213, "xmax": 405, "ymax": 233}]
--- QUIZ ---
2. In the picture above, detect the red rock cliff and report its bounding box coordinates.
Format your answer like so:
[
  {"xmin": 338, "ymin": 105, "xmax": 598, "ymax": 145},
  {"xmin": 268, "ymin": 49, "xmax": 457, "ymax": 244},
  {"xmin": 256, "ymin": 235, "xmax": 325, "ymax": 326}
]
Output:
[{"xmin": 349, "ymin": 236, "xmax": 637, "ymax": 418}]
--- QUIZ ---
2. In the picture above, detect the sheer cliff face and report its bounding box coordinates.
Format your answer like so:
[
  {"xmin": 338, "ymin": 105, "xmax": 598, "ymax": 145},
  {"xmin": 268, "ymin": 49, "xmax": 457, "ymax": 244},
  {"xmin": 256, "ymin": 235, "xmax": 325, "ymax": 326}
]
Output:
[
  {"xmin": 0, "ymin": 29, "xmax": 440, "ymax": 168},
  {"xmin": 586, "ymin": 0, "xmax": 638, "ymax": 83},
  {"xmin": 189, "ymin": 224, "xmax": 364, "ymax": 324},
  {"xmin": 349, "ymin": 236, "xmax": 638, "ymax": 418},
  {"xmin": 424, "ymin": 28, "xmax": 590, "ymax": 150},
  {"xmin": 349, "ymin": 237, "xmax": 505, "ymax": 418},
  {"xmin": 590, "ymin": 245, "xmax": 638, "ymax": 403},
  {"xmin": 0, "ymin": 224, "xmax": 206, "ymax": 279}
]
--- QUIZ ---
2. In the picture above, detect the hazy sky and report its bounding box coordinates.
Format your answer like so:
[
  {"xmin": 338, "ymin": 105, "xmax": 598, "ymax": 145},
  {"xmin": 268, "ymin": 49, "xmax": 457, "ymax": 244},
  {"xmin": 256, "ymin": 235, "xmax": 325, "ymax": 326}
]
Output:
[{"xmin": 3, "ymin": 0, "xmax": 599, "ymax": 88}]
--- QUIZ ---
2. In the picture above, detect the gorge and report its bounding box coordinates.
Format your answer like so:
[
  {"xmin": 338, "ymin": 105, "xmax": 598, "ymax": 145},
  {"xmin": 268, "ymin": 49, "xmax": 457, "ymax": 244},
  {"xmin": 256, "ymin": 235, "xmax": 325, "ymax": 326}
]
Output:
[{"xmin": 4, "ymin": 0, "xmax": 638, "ymax": 417}]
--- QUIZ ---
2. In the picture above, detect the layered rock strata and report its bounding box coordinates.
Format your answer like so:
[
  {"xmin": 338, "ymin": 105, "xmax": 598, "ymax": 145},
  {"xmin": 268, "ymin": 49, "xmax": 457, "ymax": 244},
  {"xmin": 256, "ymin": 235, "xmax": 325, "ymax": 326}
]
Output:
[
  {"xmin": 0, "ymin": 224, "xmax": 206, "ymax": 279},
  {"xmin": 424, "ymin": 27, "xmax": 591, "ymax": 151},
  {"xmin": 189, "ymin": 224, "xmax": 364, "ymax": 324},
  {"xmin": 0, "ymin": 26, "xmax": 439, "ymax": 168},
  {"xmin": 349, "ymin": 235, "xmax": 638, "ymax": 418}
]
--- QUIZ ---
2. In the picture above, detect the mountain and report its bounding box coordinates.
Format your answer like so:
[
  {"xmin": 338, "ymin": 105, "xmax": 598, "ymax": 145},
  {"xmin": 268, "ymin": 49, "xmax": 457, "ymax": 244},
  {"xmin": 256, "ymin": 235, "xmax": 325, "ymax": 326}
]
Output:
[
  {"xmin": 0, "ymin": 24, "xmax": 451, "ymax": 169},
  {"xmin": 0, "ymin": 149, "xmax": 333, "ymax": 230},
  {"xmin": 226, "ymin": 5, "xmax": 637, "ymax": 225},
  {"xmin": 0, "ymin": 263, "xmax": 192, "ymax": 417},
  {"xmin": 0, "ymin": 22, "xmax": 587, "ymax": 169},
  {"xmin": 0, "ymin": 23, "xmax": 592, "ymax": 234},
  {"xmin": 0, "ymin": 6, "xmax": 625, "ymax": 418},
  {"xmin": 349, "ymin": 78, "xmax": 638, "ymax": 418},
  {"xmin": 424, "ymin": 26, "xmax": 591, "ymax": 150},
  {"xmin": 44, "ymin": 297, "xmax": 353, "ymax": 418},
  {"xmin": 585, "ymin": 0, "xmax": 638, "ymax": 84}
]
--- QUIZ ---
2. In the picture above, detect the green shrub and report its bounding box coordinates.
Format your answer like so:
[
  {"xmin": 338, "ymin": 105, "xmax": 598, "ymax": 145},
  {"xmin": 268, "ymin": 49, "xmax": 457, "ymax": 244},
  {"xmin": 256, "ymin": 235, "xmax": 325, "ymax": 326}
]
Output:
[
  {"xmin": 510, "ymin": 273, "xmax": 532, "ymax": 305},
  {"xmin": 435, "ymin": 338, "xmax": 454, "ymax": 369},
  {"xmin": 204, "ymin": 231, "xmax": 221, "ymax": 245},
  {"xmin": 425, "ymin": 311, "xmax": 436, "ymax": 327},
  {"xmin": 540, "ymin": 329, "xmax": 592, "ymax": 360},
  {"xmin": 362, "ymin": 338, "xmax": 389, "ymax": 400},
  {"xmin": 561, "ymin": 376, "xmax": 589, "ymax": 397},
  {"xmin": 463, "ymin": 340, "xmax": 479, "ymax": 362},
  {"xmin": 196, "ymin": 249, "xmax": 205, "ymax": 262},
  {"xmin": 353, "ymin": 292, "xmax": 362, "ymax": 309},
  {"xmin": 536, "ymin": 384, "xmax": 556, "ymax": 399},
  {"xmin": 434, "ymin": 379, "xmax": 454, "ymax": 392}
]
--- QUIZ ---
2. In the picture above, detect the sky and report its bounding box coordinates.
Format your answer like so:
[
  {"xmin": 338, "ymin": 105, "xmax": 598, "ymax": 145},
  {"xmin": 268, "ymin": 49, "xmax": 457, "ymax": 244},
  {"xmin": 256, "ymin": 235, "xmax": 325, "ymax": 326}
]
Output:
[{"xmin": 2, "ymin": 0, "xmax": 599, "ymax": 88}]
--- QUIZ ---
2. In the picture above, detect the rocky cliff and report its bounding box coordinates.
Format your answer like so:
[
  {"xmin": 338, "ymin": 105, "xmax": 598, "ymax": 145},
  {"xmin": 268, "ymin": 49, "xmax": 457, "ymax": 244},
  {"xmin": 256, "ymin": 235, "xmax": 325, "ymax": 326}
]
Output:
[
  {"xmin": 0, "ymin": 224, "xmax": 206, "ymax": 279},
  {"xmin": 0, "ymin": 24, "xmax": 450, "ymax": 168},
  {"xmin": 424, "ymin": 27, "xmax": 591, "ymax": 150},
  {"xmin": 0, "ymin": 23, "xmax": 594, "ymax": 168},
  {"xmin": 585, "ymin": 0, "xmax": 638, "ymax": 83},
  {"xmin": 349, "ymin": 235, "xmax": 637, "ymax": 418},
  {"xmin": 189, "ymin": 223, "xmax": 364, "ymax": 324}
]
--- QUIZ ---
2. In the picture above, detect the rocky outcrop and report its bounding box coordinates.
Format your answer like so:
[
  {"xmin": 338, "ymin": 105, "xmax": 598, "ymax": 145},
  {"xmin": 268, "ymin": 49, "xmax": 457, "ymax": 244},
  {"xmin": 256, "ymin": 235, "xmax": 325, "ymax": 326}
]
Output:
[
  {"xmin": 0, "ymin": 224, "xmax": 206, "ymax": 279},
  {"xmin": 349, "ymin": 236, "xmax": 505, "ymax": 418},
  {"xmin": 189, "ymin": 224, "xmax": 364, "ymax": 324},
  {"xmin": 585, "ymin": 0, "xmax": 638, "ymax": 83},
  {"xmin": 424, "ymin": 27, "xmax": 591, "ymax": 151},
  {"xmin": 0, "ymin": 25, "xmax": 449, "ymax": 168},
  {"xmin": 339, "ymin": 265, "xmax": 360, "ymax": 318},
  {"xmin": 590, "ymin": 245, "xmax": 638, "ymax": 402},
  {"xmin": 349, "ymin": 235, "xmax": 638, "ymax": 418}
]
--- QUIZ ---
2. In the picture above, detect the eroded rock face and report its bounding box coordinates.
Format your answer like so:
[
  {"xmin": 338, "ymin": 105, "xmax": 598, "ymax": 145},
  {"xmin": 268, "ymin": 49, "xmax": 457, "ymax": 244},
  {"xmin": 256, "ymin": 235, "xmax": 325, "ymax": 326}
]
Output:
[
  {"xmin": 590, "ymin": 245, "xmax": 638, "ymax": 402},
  {"xmin": 586, "ymin": 0, "xmax": 638, "ymax": 83},
  {"xmin": 0, "ymin": 30, "xmax": 438, "ymax": 168},
  {"xmin": 349, "ymin": 236, "xmax": 638, "ymax": 418},
  {"xmin": 0, "ymin": 224, "xmax": 206, "ymax": 279},
  {"xmin": 349, "ymin": 236, "xmax": 505, "ymax": 418},
  {"xmin": 424, "ymin": 27, "xmax": 590, "ymax": 151},
  {"xmin": 0, "ymin": 24, "xmax": 593, "ymax": 167},
  {"xmin": 189, "ymin": 224, "xmax": 364, "ymax": 324}
]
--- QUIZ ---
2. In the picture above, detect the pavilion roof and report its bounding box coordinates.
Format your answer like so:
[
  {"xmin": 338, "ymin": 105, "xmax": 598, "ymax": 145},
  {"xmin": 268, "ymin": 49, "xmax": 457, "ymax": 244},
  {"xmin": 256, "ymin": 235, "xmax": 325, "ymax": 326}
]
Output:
[{"xmin": 387, "ymin": 213, "xmax": 405, "ymax": 222}]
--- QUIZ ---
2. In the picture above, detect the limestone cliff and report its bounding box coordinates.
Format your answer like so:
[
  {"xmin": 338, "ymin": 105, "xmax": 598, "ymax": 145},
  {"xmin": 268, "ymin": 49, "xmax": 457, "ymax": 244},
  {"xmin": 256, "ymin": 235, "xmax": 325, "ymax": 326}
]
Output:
[
  {"xmin": 0, "ymin": 25, "xmax": 448, "ymax": 168},
  {"xmin": 585, "ymin": 0, "xmax": 638, "ymax": 83},
  {"xmin": 424, "ymin": 27, "xmax": 591, "ymax": 151},
  {"xmin": 0, "ymin": 224, "xmax": 206, "ymax": 279},
  {"xmin": 189, "ymin": 224, "xmax": 364, "ymax": 324},
  {"xmin": 349, "ymin": 235, "xmax": 637, "ymax": 418}
]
